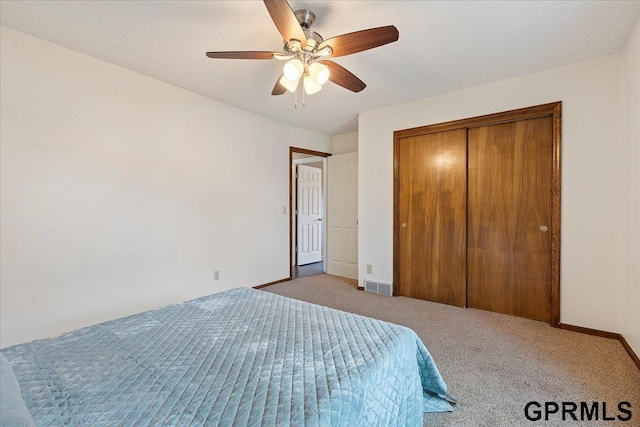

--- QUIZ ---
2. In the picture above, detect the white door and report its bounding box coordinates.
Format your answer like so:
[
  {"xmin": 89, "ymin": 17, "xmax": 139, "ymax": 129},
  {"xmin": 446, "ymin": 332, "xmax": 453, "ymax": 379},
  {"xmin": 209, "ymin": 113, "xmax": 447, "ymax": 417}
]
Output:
[
  {"xmin": 297, "ymin": 164, "xmax": 323, "ymax": 265},
  {"xmin": 327, "ymin": 152, "xmax": 358, "ymax": 279}
]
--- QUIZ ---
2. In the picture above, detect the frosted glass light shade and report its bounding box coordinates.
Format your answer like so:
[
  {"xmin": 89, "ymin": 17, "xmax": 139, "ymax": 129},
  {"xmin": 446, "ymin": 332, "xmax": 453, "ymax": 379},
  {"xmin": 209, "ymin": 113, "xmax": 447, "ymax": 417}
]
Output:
[
  {"xmin": 279, "ymin": 75, "xmax": 299, "ymax": 92},
  {"xmin": 308, "ymin": 62, "xmax": 330, "ymax": 85},
  {"xmin": 309, "ymin": 62, "xmax": 330, "ymax": 85},
  {"xmin": 303, "ymin": 76, "xmax": 322, "ymax": 95},
  {"xmin": 283, "ymin": 59, "xmax": 303, "ymax": 81}
]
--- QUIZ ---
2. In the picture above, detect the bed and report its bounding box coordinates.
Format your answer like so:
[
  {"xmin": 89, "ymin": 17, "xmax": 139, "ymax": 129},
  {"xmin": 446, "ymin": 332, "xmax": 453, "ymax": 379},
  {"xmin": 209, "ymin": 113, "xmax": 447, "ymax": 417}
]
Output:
[{"xmin": 1, "ymin": 287, "xmax": 454, "ymax": 426}]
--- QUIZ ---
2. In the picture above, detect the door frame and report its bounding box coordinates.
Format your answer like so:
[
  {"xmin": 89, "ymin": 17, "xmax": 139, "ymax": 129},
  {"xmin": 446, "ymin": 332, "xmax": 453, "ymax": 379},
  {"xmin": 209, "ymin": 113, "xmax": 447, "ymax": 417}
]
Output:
[
  {"xmin": 393, "ymin": 102, "xmax": 562, "ymax": 326},
  {"xmin": 289, "ymin": 147, "xmax": 331, "ymax": 279}
]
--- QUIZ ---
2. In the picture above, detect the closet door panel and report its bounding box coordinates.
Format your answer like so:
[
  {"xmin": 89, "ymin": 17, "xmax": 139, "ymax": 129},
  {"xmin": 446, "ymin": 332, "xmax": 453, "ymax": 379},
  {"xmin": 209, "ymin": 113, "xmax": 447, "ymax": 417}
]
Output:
[
  {"xmin": 467, "ymin": 117, "xmax": 552, "ymax": 321},
  {"xmin": 396, "ymin": 129, "xmax": 467, "ymax": 306}
]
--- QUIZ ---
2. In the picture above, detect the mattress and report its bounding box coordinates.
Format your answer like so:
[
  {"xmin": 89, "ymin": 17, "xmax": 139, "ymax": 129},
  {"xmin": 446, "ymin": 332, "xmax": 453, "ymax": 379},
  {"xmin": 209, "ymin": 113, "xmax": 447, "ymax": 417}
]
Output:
[{"xmin": 1, "ymin": 288, "xmax": 454, "ymax": 426}]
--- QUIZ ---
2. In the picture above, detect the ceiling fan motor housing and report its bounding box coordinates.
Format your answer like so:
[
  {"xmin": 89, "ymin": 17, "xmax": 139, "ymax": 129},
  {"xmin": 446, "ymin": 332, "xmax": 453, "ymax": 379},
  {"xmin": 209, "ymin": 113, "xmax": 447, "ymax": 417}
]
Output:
[{"xmin": 284, "ymin": 34, "xmax": 324, "ymax": 55}]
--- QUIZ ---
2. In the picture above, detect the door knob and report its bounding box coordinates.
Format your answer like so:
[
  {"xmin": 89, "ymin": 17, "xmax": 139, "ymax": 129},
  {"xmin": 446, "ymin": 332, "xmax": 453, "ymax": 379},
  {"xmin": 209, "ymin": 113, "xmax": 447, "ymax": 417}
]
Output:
[
  {"xmin": 401, "ymin": 222, "xmax": 407, "ymax": 228},
  {"xmin": 539, "ymin": 225, "xmax": 548, "ymax": 232}
]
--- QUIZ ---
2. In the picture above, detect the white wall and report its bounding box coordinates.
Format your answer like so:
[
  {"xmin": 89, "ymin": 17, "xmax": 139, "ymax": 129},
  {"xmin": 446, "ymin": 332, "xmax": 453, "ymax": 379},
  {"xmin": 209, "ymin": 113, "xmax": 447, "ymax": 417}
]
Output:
[
  {"xmin": 331, "ymin": 131, "xmax": 358, "ymax": 154},
  {"xmin": 359, "ymin": 54, "xmax": 624, "ymax": 333},
  {"xmin": 621, "ymin": 20, "xmax": 640, "ymax": 356},
  {"xmin": 0, "ymin": 27, "xmax": 330, "ymax": 347}
]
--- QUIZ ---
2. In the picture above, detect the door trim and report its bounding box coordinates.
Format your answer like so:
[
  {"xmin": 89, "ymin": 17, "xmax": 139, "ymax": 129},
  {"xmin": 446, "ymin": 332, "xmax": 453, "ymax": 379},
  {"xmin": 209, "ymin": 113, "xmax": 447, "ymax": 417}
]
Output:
[
  {"xmin": 393, "ymin": 102, "xmax": 562, "ymax": 326},
  {"xmin": 289, "ymin": 147, "xmax": 331, "ymax": 279}
]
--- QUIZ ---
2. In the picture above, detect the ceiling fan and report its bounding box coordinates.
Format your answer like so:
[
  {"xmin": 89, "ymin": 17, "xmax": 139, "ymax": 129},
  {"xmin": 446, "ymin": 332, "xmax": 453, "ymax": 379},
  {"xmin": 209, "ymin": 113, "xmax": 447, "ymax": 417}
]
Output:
[{"xmin": 206, "ymin": 0, "xmax": 399, "ymax": 100}]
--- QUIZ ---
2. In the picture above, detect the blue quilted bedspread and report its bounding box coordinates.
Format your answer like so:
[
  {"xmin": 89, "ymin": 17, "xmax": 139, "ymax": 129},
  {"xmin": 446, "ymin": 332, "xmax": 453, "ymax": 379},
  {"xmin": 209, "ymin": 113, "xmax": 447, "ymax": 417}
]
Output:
[{"xmin": 1, "ymin": 288, "xmax": 453, "ymax": 426}]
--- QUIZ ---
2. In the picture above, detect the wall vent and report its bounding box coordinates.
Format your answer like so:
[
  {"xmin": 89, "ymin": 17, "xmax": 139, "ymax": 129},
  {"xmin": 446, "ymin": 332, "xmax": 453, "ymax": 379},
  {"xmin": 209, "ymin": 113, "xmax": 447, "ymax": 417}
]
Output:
[{"xmin": 364, "ymin": 280, "xmax": 393, "ymax": 297}]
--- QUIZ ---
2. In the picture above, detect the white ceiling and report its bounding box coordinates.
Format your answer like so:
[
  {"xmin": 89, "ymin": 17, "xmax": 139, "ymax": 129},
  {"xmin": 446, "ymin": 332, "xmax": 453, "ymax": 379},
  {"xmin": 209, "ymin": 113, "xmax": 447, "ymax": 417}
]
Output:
[{"xmin": 1, "ymin": 1, "xmax": 639, "ymax": 135}]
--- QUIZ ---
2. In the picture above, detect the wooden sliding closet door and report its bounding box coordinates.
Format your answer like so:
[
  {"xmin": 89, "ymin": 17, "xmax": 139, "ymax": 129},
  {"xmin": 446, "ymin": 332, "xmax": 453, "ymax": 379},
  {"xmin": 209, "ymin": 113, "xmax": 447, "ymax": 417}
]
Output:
[
  {"xmin": 396, "ymin": 129, "xmax": 467, "ymax": 306},
  {"xmin": 467, "ymin": 117, "xmax": 553, "ymax": 321}
]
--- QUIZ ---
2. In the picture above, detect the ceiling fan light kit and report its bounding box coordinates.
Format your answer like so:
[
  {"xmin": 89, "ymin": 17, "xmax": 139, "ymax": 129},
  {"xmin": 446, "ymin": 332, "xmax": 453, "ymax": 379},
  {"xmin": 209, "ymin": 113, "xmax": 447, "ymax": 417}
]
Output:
[{"xmin": 206, "ymin": 0, "xmax": 399, "ymax": 105}]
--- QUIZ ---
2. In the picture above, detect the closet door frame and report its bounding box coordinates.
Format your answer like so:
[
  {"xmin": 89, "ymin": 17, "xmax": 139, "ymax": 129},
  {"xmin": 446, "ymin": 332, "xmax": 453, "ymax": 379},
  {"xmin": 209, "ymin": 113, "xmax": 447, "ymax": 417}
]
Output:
[{"xmin": 393, "ymin": 102, "xmax": 562, "ymax": 326}]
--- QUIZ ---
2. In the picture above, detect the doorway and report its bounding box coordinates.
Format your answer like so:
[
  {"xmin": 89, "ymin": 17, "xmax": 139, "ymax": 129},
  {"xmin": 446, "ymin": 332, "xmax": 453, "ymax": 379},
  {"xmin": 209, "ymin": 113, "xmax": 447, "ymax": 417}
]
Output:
[{"xmin": 289, "ymin": 147, "xmax": 331, "ymax": 279}]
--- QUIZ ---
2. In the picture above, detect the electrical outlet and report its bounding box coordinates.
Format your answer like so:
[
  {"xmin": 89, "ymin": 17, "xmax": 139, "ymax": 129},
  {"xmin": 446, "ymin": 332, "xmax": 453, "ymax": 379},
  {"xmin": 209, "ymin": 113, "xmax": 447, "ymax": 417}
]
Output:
[
  {"xmin": 366, "ymin": 264, "xmax": 372, "ymax": 274},
  {"xmin": 214, "ymin": 270, "xmax": 220, "ymax": 281}
]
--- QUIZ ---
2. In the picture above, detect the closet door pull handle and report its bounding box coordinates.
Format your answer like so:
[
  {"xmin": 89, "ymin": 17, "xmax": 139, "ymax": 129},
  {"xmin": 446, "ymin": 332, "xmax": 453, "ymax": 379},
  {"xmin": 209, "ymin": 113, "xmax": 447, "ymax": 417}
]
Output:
[
  {"xmin": 539, "ymin": 225, "xmax": 548, "ymax": 232},
  {"xmin": 401, "ymin": 222, "xmax": 407, "ymax": 228}
]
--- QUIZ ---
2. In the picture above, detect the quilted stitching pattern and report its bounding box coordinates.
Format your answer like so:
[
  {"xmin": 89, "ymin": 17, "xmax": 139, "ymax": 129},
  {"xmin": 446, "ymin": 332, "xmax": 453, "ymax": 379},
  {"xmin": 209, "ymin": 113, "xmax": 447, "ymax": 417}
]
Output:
[{"xmin": 2, "ymin": 288, "xmax": 452, "ymax": 426}]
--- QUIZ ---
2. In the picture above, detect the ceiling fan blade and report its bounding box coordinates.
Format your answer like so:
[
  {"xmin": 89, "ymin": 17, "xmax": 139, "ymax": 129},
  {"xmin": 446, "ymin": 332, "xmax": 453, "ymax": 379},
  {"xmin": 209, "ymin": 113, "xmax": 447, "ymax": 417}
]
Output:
[
  {"xmin": 206, "ymin": 51, "xmax": 279, "ymax": 60},
  {"xmin": 263, "ymin": 0, "xmax": 307, "ymax": 46},
  {"xmin": 272, "ymin": 74, "xmax": 287, "ymax": 95},
  {"xmin": 318, "ymin": 25, "xmax": 399, "ymax": 57},
  {"xmin": 319, "ymin": 61, "xmax": 366, "ymax": 93}
]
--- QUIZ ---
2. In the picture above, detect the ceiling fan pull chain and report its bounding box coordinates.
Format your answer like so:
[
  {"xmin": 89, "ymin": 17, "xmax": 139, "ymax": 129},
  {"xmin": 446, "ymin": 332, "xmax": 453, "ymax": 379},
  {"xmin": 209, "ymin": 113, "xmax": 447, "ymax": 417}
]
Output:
[
  {"xmin": 302, "ymin": 86, "xmax": 306, "ymax": 108},
  {"xmin": 294, "ymin": 86, "xmax": 297, "ymax": 109}
]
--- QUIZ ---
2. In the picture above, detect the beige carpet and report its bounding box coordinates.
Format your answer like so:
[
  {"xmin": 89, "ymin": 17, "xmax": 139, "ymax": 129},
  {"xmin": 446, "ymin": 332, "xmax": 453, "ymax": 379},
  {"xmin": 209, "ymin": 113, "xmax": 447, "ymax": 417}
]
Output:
[{"xmin": 261, "ymin": 274, "xmax": 640, "ymax": 427}]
